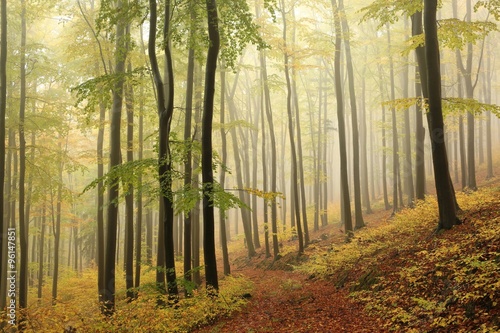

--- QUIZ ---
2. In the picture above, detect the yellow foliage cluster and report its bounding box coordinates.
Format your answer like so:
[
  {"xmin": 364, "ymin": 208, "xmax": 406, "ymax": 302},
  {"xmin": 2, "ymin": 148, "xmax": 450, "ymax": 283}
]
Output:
[
  {"xmin": 299, "ymin": 187, "xmax": 500, "ymax": 332},
  {"xmin": 1, "ymin": 268, "xmax": 253, "ymax": 332}
]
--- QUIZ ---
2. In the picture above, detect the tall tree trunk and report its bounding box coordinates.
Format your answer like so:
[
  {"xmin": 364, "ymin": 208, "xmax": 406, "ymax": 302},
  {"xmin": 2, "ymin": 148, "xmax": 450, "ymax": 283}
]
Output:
[
  {"xmin": 226, "ymin": 95, "xmax": 256, "ymax": 257},
  {"xmin": 124, "ymin": 58, "xmax": 134, "ymax": 300},
  {"xmin": 37, "ymin": 205, "xmax": 46, "ymax": 302},
  {"xmin": 340, "ymin": 0, "xmax": 364, "ymax": 228},
  {"xmin": 424, "ymin": 0, "xmax": 460, "ymax": 230},
  {"xmin": 359, "ymin": 61, "xmax": 372, "ymax": 214},
  {"xmin": 103, "ymin": 0, "xmax": 127, "ymax": 314},
  {"xmin": 0, "ymin": 0, "xmax": 6, "ymax": 312},
  {"xmin": 134, "ymin": 85, "xmax": 144, "ymax": 290},
  {"xmin": 52, "ymin": 139, "xmax": 63, "ymax": 304},
  {"xmin": 219, "ymin": 61, "xmax": 230, "ymax": 276},
  {"xmin": 281, "ymin": 0, "xmax": 304, "ymax": 254},
  {"xmin": 149, "ymin": 0, "xmax": 179, "ymax": 299},
  {"xmin": 19, "ymin": 0, "xmax": 28, "ymax": 310},
  {"xmin": 411, "ymin": 8, "xmax": 427, "ymax": 200},
  {"xmin": 321, "ymin": 82, "xmax": 328, "ymax": 226},
  {"xmin": 402, "ymin": 20, "xmax": 415, "ymax": 206},
  {"xmin": 387, "ymin": 23, "xmax": 400, "ymax": 215},
  {"xmin": 191, "ymin": 63, "xmax": 203, "ymax": 287},
  {"xmin": 202, "ymin": 0, "xmax": 220, "ymax": 290},
  {"xmin": 290, "ymin": 7, "xmax": 309, "ymax": 245},
  {"xmin": 332, "ymin": 0, "xmax": 353, "ymax": 235},
  {"xmin": 183, "ymin": 29, "xmax": 195, "ymax": 287},
  {"xmin": 377, "ymin": 64, "xmax": 390, "ymax": 210},
  {"xmin": 454, "ymin": 0, "xmax": 477, "ymax": 190}
]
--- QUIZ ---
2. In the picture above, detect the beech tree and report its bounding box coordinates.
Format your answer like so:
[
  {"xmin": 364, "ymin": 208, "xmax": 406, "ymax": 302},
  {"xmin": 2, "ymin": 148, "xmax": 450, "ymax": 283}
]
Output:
[
  {"xmin": 202, "ymin": 0, "xmax": 220, "ymax": 290},
  {"xmin": 102, "ymin": 0, "xmax": 128, "ymax": 314},
  {"xmin": 424, "ymin": 0, "xmax": 460, "ymax": 230},
  {"xmin": 148, "ymin": 0, "xmax": 179, "ymax": 299}
]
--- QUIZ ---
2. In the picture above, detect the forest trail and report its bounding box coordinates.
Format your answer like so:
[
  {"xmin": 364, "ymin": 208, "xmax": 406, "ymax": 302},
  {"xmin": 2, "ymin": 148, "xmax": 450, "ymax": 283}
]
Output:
[
  {"xmin": 194, "ymin": 210, "xmax": 391, "ymax": 333},
  {"xmin": 194, "ymin": 265, "xmax": 387, "ymax": 333}
]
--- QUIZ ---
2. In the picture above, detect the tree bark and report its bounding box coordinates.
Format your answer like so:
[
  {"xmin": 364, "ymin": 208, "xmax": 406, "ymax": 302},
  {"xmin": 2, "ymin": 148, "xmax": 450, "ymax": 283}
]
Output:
[
  {"xmin": 424, "ymin": 0, "xmax": 460, "ymax": 230},
  {"xmin": 103, "ymin": 0, "xmax": 127, "ymax": 314},
  {"xmin": 281, "ymin": 0, "xmax": 304, "ymax": 253},
  {"xmin": 219, "ymin": 61, "xmax": 230, "ymax": 275},
  {"xmin": 202, "ymin": 0, "xmax": 220, "ymax": 290},
  {"xmin": 339, "ymin": 0, "xmax": 364, "ymax": 229},
  {"xmin": 19, "ymin": 0, "xmax": 28, "ymax": 310},
  {"xmin": 332, "ymin": 0, "xmax": 353, "ymax": 235}
]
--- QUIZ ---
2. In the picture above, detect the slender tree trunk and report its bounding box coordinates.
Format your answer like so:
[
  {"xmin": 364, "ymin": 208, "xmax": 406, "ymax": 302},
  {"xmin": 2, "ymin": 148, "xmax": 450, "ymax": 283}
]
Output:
[
  {"xmin": 103, "ymin": 0, "xmax": 127, "ymax": 313},
  {"xmin": 321, "ymin": 83, "xmax": 328, "ymax": 226},
  {"xmin": 52, "ymin": 139, "xmax": 63, "ymax": 304},
  {"xmin": 332, "ymin": 0, "xmax": 353, "ymax": 235},
  {"xmin": 18, "ymin": 0, "xmax": 28, "ymax": 310},
  {"xmin": 281, "ymin": 0, "xmax": 304, "ymax": 254},
  {"xmin": 378, "ymin": 64, "xmax": 390, "ymax": 210},
  {"xmin": 124, "ymin": 58, "xmax": 135, "ymax": 300},
  {"xmin": 183, "ymin": 30, "xmax": 195, "ymax": 286},
  {"xmin": 339, "ymin": 0, "xmax": 364, "ymax": 228},
  {"xmin": 219, "ymin": 62, "xmax": 230, "ymax": 275},
  {"xmin": 387, "ymin": 23, "xmax": 401, "ymax": 215},
  {"xmin": 134, "ymin": 85, "xmax": 144, "ymax": 290},
  {"xmin": 202, "ymin": 0, "xmax": 220, "ymax": 290},
  {"xmin": 454, "ymin": 0, "xmax": 477, "ymax": 190},
  {"xmin": 0, "ymin": 0, "xmax": 6, "ymax": 312},
  {"xmin": 37, "ymin": 205, "xmax": 46, "ymax": 302},
  {"xmin": 402, "ymin": 22, "xmax": 415, "ymax": 206},
  {"xmin": 290, "ymin": 7, "xmax": 309, "ymax": 245},
  {"xmin": 359, "ymin": 61, "xmax": 372, "ymax": 214}
]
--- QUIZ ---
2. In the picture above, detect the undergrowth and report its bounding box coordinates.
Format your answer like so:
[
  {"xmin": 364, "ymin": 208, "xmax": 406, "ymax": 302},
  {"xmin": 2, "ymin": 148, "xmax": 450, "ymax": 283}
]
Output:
[
  {"xmin": 300, "ymin": 186, "xmax": 500, "ymax": 332},
  {"xmin": 0, "ymin": 270, "xmax": 253, "ymax": 333}
]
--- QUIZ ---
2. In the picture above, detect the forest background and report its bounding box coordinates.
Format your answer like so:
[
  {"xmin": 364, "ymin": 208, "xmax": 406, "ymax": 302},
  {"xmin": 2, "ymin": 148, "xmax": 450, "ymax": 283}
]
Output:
[{"xmin": 0, "ymin": 0, "xmax": 499, "ymax": 331}]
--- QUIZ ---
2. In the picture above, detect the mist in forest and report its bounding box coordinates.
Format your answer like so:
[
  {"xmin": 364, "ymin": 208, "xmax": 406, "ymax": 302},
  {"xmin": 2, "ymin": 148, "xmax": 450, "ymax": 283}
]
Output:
[{"xmin": 0, "ymin": 0, "xmax": 499, "ymax": 330}]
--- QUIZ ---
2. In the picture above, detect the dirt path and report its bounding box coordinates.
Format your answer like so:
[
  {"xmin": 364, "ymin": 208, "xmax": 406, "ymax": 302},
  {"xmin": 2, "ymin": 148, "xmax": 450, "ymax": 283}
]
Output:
[
  {"xmin": 194, "ymin": 212, "xmax": 391, "ymax": 333},
  {"xmin": 194, "ymin": 267, "xmax": 387, "ymax": 333}
]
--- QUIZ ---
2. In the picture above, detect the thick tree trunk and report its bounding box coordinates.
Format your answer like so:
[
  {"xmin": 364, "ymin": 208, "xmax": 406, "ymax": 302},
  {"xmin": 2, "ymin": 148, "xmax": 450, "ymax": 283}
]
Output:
[
  {"xmin": 424, "ymin": 0, "xmax": 460, "ymax": 230},
  {"xmin": 202, "ymin": 0, "xmax": 220, "ymax": 290}
]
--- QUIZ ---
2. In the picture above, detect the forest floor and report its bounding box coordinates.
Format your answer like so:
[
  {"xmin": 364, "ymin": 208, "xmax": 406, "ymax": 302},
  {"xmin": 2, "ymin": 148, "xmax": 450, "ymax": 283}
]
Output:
[
  {"xmin": 193, "ymin": 176, "xmax": 500, "ymax": 333},
  {"xmin": 193, "ymin": 210, "xmax": 391, "ymax": 333}
]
